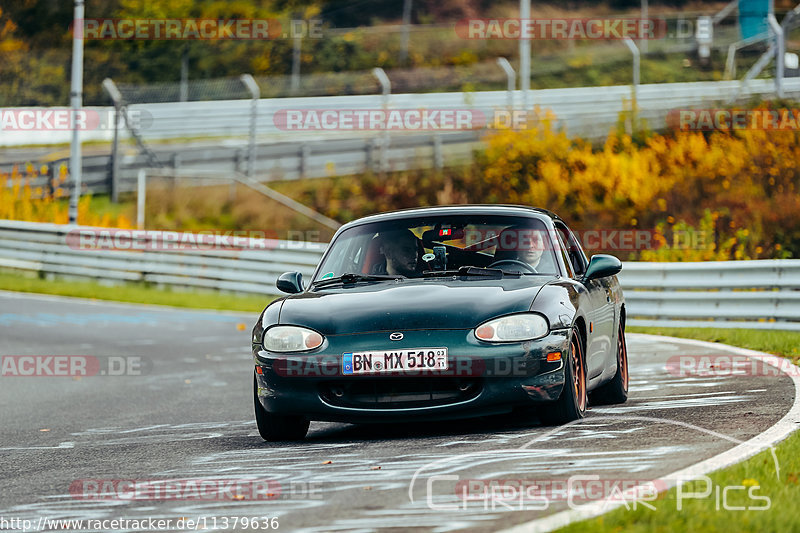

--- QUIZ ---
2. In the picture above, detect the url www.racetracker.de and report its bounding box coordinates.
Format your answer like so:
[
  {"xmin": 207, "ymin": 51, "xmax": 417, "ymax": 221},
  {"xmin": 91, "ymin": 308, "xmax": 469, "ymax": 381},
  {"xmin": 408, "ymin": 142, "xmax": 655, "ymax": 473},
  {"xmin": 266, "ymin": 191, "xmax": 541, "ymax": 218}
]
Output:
[{"xmin": 0, "ymin": 516, "xmax": 279, "ymax": 531}]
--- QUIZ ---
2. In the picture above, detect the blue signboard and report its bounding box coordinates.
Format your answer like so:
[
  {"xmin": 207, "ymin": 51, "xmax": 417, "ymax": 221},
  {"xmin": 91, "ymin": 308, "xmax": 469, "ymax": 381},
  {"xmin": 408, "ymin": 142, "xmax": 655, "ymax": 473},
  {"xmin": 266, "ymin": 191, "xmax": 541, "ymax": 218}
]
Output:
[{"xmin": 738, "ymin": 0, "xmax": 771, "ymax": 40}]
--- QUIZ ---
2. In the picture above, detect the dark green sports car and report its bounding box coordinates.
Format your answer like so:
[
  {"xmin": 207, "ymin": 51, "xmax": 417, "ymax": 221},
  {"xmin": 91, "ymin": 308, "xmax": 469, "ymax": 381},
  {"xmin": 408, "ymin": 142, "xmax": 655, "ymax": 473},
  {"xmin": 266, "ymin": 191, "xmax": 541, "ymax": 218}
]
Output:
[{"xmin": 252, "ymin": 205, "xmax": 628, "ymax": 441}]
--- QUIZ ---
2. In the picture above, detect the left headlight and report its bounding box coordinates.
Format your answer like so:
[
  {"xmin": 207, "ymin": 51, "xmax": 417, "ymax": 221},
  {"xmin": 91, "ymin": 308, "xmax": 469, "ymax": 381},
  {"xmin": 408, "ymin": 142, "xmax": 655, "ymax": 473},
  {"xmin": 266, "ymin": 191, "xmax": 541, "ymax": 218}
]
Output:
[
  {"xmin": 262, "ymin": 325, "xmax": 324, "ymax": 352},
  {"xmin": 475, "ymin": 313, "xmax": 549, "ymax": 342}
]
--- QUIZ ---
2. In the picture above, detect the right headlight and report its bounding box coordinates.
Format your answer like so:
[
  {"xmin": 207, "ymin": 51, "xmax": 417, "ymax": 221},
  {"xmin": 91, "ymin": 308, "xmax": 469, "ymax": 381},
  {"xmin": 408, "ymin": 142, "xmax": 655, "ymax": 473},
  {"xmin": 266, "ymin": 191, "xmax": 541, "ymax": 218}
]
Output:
[
  {"xmin": 474, "ymin": 313, "xmax": 549, "ymax": 342},
  {"xmin": 262, "ymin": 325, "xmax": 324, "ymax": 352}
]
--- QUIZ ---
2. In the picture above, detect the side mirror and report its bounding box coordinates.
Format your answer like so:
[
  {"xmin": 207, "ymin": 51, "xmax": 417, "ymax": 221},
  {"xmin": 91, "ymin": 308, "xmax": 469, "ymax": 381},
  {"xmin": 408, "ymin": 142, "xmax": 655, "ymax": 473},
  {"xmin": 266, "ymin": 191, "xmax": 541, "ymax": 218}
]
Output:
[
  {"xmin": 582, "ymin": 254, "xmax": 622, "ymax": 283},
  {"xmin": 276, "ymin": 271, "xmax": 304, "ymax": 294}
]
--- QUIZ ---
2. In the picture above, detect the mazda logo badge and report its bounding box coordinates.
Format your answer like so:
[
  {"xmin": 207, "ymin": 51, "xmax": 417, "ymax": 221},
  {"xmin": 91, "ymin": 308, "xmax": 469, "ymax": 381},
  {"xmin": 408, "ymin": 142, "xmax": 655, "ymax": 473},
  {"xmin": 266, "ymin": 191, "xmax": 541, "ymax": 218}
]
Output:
[{"xmin": 389, "ymin": 332, "xmax": 404, "ymax": 341}]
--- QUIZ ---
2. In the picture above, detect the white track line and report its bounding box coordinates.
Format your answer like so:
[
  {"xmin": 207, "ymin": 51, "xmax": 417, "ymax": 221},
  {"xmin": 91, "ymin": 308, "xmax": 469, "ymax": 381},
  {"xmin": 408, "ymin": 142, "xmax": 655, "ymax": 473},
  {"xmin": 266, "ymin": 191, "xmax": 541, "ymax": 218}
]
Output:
[{"xmin": 499, "ymin": 333, "xmax": 800, "ymax": 533}]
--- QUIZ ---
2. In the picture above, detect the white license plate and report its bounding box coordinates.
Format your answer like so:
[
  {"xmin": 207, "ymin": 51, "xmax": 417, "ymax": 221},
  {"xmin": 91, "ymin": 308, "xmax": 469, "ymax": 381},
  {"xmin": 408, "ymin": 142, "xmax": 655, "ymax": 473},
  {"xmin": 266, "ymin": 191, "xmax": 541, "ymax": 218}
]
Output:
[{"xmin": 342, "ymin": 348, "xmax": 448, "ymax": 375}]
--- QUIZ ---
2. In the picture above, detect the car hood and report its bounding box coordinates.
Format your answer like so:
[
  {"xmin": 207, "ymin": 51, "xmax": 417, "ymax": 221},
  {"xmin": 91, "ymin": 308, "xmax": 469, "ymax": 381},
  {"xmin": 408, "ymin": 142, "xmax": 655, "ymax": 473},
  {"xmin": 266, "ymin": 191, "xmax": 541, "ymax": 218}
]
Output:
[{"xmin": 277, "ymin": 278, "xmax": 553, "ymax": 335}]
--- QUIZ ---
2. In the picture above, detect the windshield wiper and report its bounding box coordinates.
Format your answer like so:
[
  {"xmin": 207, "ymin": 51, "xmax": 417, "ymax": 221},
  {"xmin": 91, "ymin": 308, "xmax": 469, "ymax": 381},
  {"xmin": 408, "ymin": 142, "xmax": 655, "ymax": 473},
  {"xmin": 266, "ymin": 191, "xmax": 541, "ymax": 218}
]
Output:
[
  {"xmin": 311, "ymin": 273, "xmax": 403, "ymax": 288},
  {"xmin": 422, "ymin": 266, "xmax": 520, "ymax": 278}
]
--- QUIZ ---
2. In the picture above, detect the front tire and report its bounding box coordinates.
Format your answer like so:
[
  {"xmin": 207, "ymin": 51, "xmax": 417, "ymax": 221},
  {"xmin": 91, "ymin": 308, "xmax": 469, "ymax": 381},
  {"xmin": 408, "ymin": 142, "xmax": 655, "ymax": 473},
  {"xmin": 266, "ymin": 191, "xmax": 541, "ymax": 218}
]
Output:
[
  {"xmin": 538, "ymin": 325, "xmax": 587, "ymax": 425},
  {"xmin": 589, "ymin": 321, "xmax": 629, "ymax": 406},
  {"xmin": 254, "ymin": 375, "xmax": 309, "ymax": 441}
]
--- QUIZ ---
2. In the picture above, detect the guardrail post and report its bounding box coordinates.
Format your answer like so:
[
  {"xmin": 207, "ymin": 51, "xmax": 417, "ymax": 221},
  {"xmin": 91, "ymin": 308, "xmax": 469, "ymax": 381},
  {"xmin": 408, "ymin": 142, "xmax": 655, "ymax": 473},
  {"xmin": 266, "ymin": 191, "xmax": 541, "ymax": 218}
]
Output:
[
  {"xmin": 433, "ymin": 134, "xmax": 443, "ymax": 170},
  {"xmin": 231, "ymin": 149, "xmax": 244, "ymax": 202},
  {"xmin": 240, "ymin": 74, "xmax": 260, "ymax": 178},
  {"xmin": 169, "ymin": 154, "xmax": 181, "ymax": 192},
  {"xmin": 137, "ymin": 168, "xmax": 146, "ymax": 230},
  {"xmin": 372, "ymin": 67, "xmax": 391, "ymax": 173},
  {"xmin": 234, "ymin": 148, "xmax": 244, "ymax": 174},
  {"xmin": 367, "ymin": 137, "xmax": 380, "ymax": 173},
  {"xmin": 300, "ymin": 143, "xmax": 310, "ymax": 179},
  {"xmin": 496, "ymin": 57, "xmax": 516, "ymax": 110}
]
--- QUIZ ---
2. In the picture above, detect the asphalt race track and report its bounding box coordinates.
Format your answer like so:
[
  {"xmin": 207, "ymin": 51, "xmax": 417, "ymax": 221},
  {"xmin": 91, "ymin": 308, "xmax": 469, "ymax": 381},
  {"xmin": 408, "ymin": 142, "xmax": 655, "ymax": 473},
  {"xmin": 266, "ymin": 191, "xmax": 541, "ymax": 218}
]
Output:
[{"xmin": 0, "ymin": 290, "xmax": 796, "ymax": 532}]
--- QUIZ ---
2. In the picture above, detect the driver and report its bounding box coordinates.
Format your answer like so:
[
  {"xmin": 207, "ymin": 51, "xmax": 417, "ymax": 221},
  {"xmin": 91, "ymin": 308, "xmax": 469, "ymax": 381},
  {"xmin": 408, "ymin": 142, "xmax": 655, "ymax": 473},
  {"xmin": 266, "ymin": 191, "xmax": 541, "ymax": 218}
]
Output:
[
  {"xmin": 493, "ymin": 227, "xmax": 546, "ymax": 271},
  {"xmin": 374, "ymin": 229, "xmax": 421, "ymax": 277}
]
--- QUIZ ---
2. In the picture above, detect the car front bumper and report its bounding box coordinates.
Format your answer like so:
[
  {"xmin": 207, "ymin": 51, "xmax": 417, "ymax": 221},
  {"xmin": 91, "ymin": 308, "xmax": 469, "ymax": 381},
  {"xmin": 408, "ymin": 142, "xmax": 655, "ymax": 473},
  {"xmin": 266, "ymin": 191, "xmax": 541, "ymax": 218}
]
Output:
[{"xmin": 253, "ymin": 328, "xmax": 570, "ymax": 423}]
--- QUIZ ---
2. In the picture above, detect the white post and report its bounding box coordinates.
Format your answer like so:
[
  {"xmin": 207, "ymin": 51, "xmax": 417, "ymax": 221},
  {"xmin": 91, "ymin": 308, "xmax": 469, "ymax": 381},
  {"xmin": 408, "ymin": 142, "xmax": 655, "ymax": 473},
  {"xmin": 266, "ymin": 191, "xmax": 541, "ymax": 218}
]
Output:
[
  {"xmin": 240, "ymin": 74, "xmax": 260, "ymax": 178},
  {"xmin": 68, "ymin": 0, "xmax": 84, "ymax": 224},
  {"xmin": 768, "ymin": 14, "xmax": 784, "ymax": 98},
  {"xmin": 102, "ymin": 78, "xmax": 123, "ymax": 203},
  {"xmin": 400, "ymin": 0, "xmax": 412, "ymax": 62},
  {"xmin": 623, "ymin": 37, "xmax": 640, "ymax": 103},
  {"xmin": 496, "ymin": 57, "xmax": 516, "ymax": 110},
  {"xmin": 372, "ymin": 67, "xmax": 391, "ymax": 172},
  {"xmin": 519, "ymin": 0, "xmax": 531, "ymax": 110},
  {"xmin": 640, "ymin": 0, "xmax": 648, "ymax": 53},
  {"xmin": 291, "ymin": 17, "xmax": 302, "ymax": 94}
]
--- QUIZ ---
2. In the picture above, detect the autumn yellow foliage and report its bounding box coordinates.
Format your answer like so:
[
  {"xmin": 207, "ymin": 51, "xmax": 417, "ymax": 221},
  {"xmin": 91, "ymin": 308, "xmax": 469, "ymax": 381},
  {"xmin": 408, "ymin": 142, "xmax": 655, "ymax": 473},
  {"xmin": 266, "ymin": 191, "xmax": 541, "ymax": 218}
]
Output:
[
  {"xmin": 479, "ymin": 108, "xmax": 800, "ymax": 261},
  {"xmin": 0, "ymin": 163, "xmax": 132, "ymax": 228}
]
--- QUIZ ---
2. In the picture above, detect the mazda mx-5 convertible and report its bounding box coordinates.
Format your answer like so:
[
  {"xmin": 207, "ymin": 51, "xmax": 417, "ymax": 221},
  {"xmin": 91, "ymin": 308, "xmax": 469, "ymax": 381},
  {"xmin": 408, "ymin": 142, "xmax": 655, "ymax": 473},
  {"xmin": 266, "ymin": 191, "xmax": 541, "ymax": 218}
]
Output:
[{"xmin": 252, "ymin": 205, "xmax": 628, "ymax": 440}]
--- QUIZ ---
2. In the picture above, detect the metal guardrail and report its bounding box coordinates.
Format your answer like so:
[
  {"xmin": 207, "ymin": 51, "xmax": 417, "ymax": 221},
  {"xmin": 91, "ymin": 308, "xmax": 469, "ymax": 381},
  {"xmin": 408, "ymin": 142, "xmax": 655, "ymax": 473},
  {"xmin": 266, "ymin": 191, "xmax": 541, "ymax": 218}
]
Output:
[
  {"xmin": 0, "ymin": 220, "xmax": 798, "ymax": 330},
  {"xmin": 5, "ymin": 78, "xmax": 800, "ymax": 146},
  {"xmin": 4, "ymin": 78, "xmax": 800, "ymax": 196},
  {"xmin": 0, "ymin": 220, "xmax": 325, "ymax": 297},
  {"xmin": 1, "ymin": 132, "xmax": 481, "ymax": 196},
  {"xmin": 620, "ymin": 260, "xmax": 800, "ymax": 331}
]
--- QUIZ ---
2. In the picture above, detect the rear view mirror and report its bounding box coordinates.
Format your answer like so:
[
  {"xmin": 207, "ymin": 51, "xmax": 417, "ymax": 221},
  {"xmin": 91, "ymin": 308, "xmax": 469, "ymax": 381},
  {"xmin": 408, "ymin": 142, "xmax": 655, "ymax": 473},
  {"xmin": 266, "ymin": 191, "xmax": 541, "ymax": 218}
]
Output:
[
  {"xmin": 582, "ymin": 255, "xmax": 622, "ymax": 283},
  {"xmin": 277, "ymin": 271, "xmax": 304, "ymax": 294}
]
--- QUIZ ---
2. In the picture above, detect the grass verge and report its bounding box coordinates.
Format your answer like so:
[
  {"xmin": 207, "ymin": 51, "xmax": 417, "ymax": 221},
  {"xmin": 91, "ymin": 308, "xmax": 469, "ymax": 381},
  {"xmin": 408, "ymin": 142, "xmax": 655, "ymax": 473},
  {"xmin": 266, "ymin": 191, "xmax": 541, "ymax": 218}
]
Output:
[
  {"xmin": 0, "ymin": 269, "xmax": 271, "ymax": 313},
  {"xmin": 558, "ymin": 326, "xmax": 800, "ymax": 533},
  {"xmin": 628, "ymin": 326, "xmax": 800, "ymax": 365}
]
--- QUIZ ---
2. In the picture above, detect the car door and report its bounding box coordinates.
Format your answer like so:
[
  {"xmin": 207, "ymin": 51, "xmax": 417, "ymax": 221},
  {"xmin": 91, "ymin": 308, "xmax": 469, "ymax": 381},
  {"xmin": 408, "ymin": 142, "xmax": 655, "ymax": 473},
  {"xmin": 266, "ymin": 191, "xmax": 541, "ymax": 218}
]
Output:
[{"xmin": 555, "ymin": 222, "xmax": 615, "ymax": 381}]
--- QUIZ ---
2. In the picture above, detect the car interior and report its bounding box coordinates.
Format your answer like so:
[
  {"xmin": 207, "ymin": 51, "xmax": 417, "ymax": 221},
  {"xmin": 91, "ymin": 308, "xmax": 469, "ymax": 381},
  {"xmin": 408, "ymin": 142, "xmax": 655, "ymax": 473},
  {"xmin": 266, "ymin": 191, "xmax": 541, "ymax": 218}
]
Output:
[{"xmin": 356, "ymin": 223, "xmax": 558, "ymax": 276}]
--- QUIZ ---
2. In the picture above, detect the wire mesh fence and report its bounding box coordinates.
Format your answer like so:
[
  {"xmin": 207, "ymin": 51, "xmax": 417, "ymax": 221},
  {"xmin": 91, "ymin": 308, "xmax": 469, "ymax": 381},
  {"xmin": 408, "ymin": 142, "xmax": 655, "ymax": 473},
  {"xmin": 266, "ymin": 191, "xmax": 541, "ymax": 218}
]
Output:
[
  {"xmin": 115, "ymin": 77, "xmax": 252, "ymax": 104},
  {"xmin": 102, "ymin": 13, "xmax": 780, "ymax": 105}
]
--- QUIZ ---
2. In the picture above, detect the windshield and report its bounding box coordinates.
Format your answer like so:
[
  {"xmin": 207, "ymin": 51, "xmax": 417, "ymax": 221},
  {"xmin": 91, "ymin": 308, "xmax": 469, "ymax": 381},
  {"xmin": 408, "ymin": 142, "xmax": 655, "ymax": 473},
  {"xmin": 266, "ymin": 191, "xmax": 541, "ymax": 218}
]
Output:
[{"xmin": 313, "ymin": 214, "xmax": 560, "ymax": 282}]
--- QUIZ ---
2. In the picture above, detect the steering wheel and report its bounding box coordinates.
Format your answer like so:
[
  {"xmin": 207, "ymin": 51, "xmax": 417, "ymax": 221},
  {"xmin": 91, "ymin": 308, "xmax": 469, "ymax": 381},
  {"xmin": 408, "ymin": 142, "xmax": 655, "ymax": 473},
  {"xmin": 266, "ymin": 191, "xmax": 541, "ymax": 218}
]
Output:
[{"xmin": 488, "ymin": 259, "xmax": 537, "ymax": 274}]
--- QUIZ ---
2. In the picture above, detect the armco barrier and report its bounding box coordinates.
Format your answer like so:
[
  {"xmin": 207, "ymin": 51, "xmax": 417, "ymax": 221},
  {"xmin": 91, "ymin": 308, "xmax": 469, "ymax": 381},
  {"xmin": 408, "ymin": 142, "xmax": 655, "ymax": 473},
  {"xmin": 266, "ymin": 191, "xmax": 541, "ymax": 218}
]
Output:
[
  {"xmin": 4, "ymin": 78, "xmax": 800, "ymax": 195},
  {"xmin": 0, "ymin": 219, "xmax": 798, "ymax": 330},
  {"xmin": 619, "ymin": 260, "xmax": 800, "ymax": 331},
  {"xmin": 0, "ymin": 220, "xmax": 326, "ymax": 297}
]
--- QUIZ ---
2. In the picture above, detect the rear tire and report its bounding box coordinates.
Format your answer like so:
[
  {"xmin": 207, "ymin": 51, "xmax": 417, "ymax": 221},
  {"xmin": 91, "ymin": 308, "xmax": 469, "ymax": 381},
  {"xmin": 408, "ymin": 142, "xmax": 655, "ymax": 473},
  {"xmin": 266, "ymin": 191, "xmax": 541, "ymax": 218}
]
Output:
[
  {"xmin": 254, "ymin": 375, "xmax": 309, "ymax": 441},
  {"xmin": 589, "ymin": 321, "xmax": 629, "ymax": 406},
  {"xmin": 538, "ymin": 325, "xmax": 587, "ymax": 425}
]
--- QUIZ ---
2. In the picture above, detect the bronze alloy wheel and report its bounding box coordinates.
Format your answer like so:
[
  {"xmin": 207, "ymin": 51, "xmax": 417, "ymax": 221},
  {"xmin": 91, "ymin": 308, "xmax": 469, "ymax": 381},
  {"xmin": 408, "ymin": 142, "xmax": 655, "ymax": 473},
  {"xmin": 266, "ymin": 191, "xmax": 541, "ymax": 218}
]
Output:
[
  {"xmin": 570, "ymin": 329, "xmax": 587, "ymax": 413},
  {"xmin": 588, "ymin": 320, "xmax": 630, "ymax": 406},
  {"xmin": 618, "ymin": 322, "xmax": 629, "ymax": 393}
]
